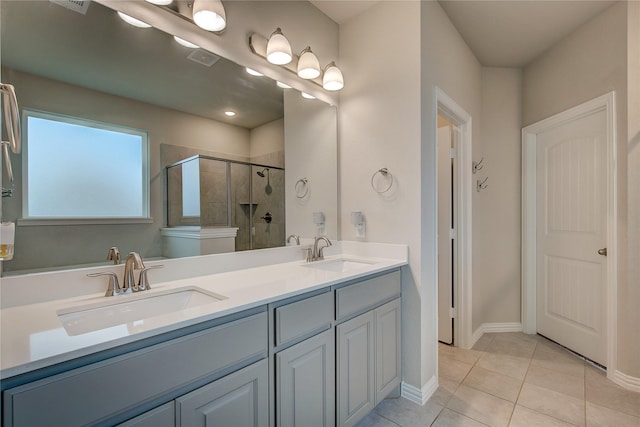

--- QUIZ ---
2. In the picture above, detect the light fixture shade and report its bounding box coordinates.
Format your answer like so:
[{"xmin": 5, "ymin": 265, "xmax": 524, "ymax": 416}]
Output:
[
  {"xmin": 246, "ymin": 68, "xmax": 263, "ymax": 77},
  {"xmin": 117, "ymin": 12, "xmax": 152, "ymax": 28},
  {"xmin": 192, "ymin": 0, "xmax": 226, "ymax": 32},
  {"xmin": 145, "ymin": 0, "xmax": 173, "ymax": 5},
  {"xmin": 276, "ymin": 81, "xmax": 292, "ymax": 89},
  {"xmin": 301, "ymin": 92, "xmax": 316, "ymax": 99},
  {"xmin": 297, "ymin": 47, "xmax": 320, "ymax": 79},
  {"xmin": 266, "ymin": 28, "xmax": 292, "ymax": 65},
  {"xmin": 323, "ymin": 62, "xmax": 344, "ymax": 91},
  {"xmin": 173, "ymin": 36, "xmax": 199, "ymax": 48}
]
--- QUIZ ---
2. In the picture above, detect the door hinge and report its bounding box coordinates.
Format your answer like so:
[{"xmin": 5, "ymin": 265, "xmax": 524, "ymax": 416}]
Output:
[
  {"xmin": 449, "ymin": 228, "xmax": 456, "ymax": 239},
  {"xmin": 450, "ymin": 148, "xmax": 457, "ymax": 159},
  {"xmin": 450, "ymin": 307, "xmax": 457, "ymax": 319}
]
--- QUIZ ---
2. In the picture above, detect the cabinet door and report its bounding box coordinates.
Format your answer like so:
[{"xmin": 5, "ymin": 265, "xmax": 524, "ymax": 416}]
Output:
[
  {"xmin": 117, "ymin": 402, "xmax": 175, "ymax": 427},
  {"xmin": 276, "ymin": 329, "xmax": 335, "ymax": 427},
  {"xmin": 176, "ymin": 359, "xmax": 268, "ymax": 427},
  {"xmin": 375, "ymin": 298, "xmax": 401, "ymax": 404},
  {"xmin": 336, "ymin": 311, "xmax": 375, "ymax": 427}
]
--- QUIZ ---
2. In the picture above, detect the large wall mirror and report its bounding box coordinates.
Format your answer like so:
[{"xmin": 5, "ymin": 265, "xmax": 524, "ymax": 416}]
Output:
[{"xmin": 0, "ymin": 0, "xmax": 338, "ymax": 274}]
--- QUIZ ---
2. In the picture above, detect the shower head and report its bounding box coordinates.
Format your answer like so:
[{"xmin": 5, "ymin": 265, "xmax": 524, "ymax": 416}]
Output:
[{"xmin": 257, "ymin": 168, "xmax": 269, "ymax": 178}]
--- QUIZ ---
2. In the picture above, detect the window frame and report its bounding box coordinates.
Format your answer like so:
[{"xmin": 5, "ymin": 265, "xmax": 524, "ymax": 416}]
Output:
[{"xmin": 20, "ymin": 109, "xmax": 151, "ymax": 225}]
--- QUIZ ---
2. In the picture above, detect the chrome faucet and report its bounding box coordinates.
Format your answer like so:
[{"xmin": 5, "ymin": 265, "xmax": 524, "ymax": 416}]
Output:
[
  {"xmin": 287, "ymin": 234, "xmax": 300, "ymax": 245},
  {"xmin": 123, "ymin": 252, "xmax": 145, "ymax": 292},
  {"xmin": 312, "ymin": 236, "xmax": 332, "ymax": 261}
]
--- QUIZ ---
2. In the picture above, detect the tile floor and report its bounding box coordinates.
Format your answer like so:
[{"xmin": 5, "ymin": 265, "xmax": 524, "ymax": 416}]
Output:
[{"xmin": 356, "ymin": 332, "xmax": 640, "ymax": 427}]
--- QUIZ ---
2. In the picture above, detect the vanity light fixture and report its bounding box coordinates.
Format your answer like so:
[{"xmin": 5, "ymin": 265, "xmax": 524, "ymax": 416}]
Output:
[
  {"xmin": 246, "ymin": 68, "xmax": 264, "ymax": 77},
  {"xmin": 192, "ymin": 0, "xmax": 226, "ymax": 32},
  {"xmin": 322, "ymin": 62, "xmax": 344, "ymax": 91},
  {"xmin": 276, "ymin": 81, "xmax": 292, "ymax": 89},
  {"xmin": 224, "ymin": 111, "xmax": 236, "ymax": 117},
  {"xmin": 145, "ymin": 0, "xmax": 173, "ymax": 5},
  {"xmin": 297, "ymin": 47, "xmax": 321, "ymax": 79},
  {"xmin": 266, "ymin": 28, "xmax": 292, "ymax": 65},
  {"xmin": 117, "ymin": 12, "xmax": 152, "ymax": 28},
  {"xmin": 301, "ymin": 92, "xmax": 316, "ymax": 100},
  {"xmin": 173, "ymin": 36, "xmax": 199, "ymax": 49}
]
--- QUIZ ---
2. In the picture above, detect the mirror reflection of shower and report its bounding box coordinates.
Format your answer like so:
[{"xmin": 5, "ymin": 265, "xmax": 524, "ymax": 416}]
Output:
[{"xmin": 257, "ymin": 168, "xmax": 272, "ymax": 195}]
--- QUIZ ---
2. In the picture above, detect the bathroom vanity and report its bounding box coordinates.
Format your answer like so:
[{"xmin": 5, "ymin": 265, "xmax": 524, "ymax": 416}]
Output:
[{"xmin": 1, "ymin": 243, "xmax": 406, "ymax": 427}]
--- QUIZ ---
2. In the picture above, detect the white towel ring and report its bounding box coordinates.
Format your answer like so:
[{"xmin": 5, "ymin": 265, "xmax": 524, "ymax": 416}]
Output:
[
  {"xmin": 371, "ymin": 168, "xmax": 393, "ymax": 194},
  {"xmin": 295, "ymin": 178, "xmax": 309, "ymax": 198}
]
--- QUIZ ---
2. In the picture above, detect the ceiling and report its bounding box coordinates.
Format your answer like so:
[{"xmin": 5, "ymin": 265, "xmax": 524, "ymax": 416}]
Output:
[{"xmin": 311, "ymin": 0, "xmax": 616, "ymax": 67}]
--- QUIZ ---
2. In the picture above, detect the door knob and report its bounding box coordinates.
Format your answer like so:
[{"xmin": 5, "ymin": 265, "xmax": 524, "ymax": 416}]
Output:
[{"xmin": 597, "ymin": 248, "xmax": 607, "ymax": 256}]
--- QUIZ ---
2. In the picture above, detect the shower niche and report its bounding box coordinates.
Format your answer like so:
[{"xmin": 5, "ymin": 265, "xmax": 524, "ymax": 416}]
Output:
[{"xmin": 163, "ymin": 155, "xmax": 285, "ymax": 257}]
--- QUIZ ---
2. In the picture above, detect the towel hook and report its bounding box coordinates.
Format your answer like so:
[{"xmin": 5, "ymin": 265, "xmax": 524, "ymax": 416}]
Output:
[
  {"xmin": 472, "ymin": 157, "xmax": 484, "ymax": 174},
  {"xmin": 476, "ymin": 177, "xmax": 488, "ymax": 192}
]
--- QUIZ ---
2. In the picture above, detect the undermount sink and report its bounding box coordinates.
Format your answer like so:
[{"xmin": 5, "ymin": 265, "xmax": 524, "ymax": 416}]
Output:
[
  {"xmin": 57, "ymin": 287, "xmax": 227, "ymax": 336},
  {"xmin": 303, "ymin": 258, "xmax": 377, "ymax": 273}
]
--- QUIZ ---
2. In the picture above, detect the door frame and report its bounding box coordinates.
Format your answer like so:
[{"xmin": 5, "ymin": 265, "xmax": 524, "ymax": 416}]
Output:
[
  {"xmin": 435, "ymin": 87, "xmax": 473, "ymax": 349},
  {"xmin": 521, "ymin": 91, "xmax": 617, "ymax": 373}
]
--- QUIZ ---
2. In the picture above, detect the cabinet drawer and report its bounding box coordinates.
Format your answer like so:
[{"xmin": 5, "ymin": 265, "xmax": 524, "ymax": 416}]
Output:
[
  {"xmin": 275, "ymin": 291, "xmax": 332, "ymax": 347},
  {"xmin": 335, "ymin": 271, "xmax": 400, "ymax": 321},
  {"xmin": 117, "ymin": 402, "xmax": 175, "ymax": 427},
  {"xmin": 3, "ymin": 311, "xmax": 268, "ymax": 427}
]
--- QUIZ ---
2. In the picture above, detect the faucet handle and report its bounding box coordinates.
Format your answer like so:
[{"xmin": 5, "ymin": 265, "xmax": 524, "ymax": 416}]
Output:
[
  {"xmin": 302, "ymin": 247, "xmax": 313, "ymax": 262},
  {"xmin": 137, "ymin": 265, "xmax": 163, "ymax": 291},
  {"xmin": 87, "ymin": 272, "xmax": 121, "ymax": 297}
]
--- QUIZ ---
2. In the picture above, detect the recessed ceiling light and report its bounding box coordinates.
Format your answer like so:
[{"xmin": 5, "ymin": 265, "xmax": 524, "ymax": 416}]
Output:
[
  {"xmin": 246, "ymin": 68, "xmax": 263, "ymax": 77},
  {"xmin": 174, "ymin": 36, "xmax": 199, "ymax": 49},
  {"xmin": 301, "ymin": 92, "xmax": 316, "ymax": 100},
  {"xmin": 117, "ymin": 11, "xmax": 152, "ymax": 28},
  {"xmin": 276, "ymin": 81, "xmax": 291, "ymax": 89},
  {"xmin": 225, "ymin": 111, "xmax": 236, "ymax": 117},
  {"xmin": 145, "ymin": 0, "xmax": 173, "ymax": 5}
]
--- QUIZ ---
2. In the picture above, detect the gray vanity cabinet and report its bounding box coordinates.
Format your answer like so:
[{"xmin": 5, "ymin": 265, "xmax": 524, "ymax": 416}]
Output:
[
  {"xmin": 272, "ymin": 290, "xmax": 335, "ymax": 427},
  {"xmin": 336, "ymin": 311, "xmax": 375, "ymax": 427},
  {"xmin": 335, "ymin": 271, "xmax": 402, "ymax": 427},
  {"xmin": 3, "ymin": 310, "xmax": 268, "ymax": 427},
  {"xmin": 276, "ymin": 329, "xmax": 335, "ymax": 427},
  {"xmin": 176, "ymin": 359, "xmax": 269, "ymax": 427},
  {"xmin": 117, "ymin": 402, "xmax": 175, "ymax": 427}
]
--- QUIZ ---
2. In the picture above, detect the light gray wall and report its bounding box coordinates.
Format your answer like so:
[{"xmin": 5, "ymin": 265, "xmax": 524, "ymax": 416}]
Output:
[
  {"xmin": 339, "ymin": 1, "xmax": 422, "ymax": 388},
  {"xmin": 420, "ymin": 0, "xmax": 483, "ymax": 383},
  {"xmin": 473, "ymin": 67, "xmax": 522, "ymax": 330},
  {"xmin": 523, "ymin": 1, "xmax": 639, "ymax": 377}
]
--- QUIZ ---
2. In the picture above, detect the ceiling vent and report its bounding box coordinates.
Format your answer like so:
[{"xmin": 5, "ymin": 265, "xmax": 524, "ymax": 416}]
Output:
[
  {"xmin": 50, "ymin": 0, "xmax": 91, "ymax": 15},
  {"xmin": 187, "ymin": 50, "xmax": 221, "ymax": 67}
]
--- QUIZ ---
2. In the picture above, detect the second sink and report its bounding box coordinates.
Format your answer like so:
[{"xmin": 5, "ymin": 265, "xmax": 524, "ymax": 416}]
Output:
[{"xmin": 303, "ymin": 258, "xmax": 377, "ymax": 273}]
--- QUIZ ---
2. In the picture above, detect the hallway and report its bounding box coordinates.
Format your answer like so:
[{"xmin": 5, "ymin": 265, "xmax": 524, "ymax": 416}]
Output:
[{"xmin": 357, "ymin": 333, "xmax": 640, "ymax": 426}]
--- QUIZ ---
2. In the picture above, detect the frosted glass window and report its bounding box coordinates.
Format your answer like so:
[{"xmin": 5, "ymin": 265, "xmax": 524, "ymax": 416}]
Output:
[{"xmin": 24, "ymin": 110, "xmax": 149, "ymax": 218}]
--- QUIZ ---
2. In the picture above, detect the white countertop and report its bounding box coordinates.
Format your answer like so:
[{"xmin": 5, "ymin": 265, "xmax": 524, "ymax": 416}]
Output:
[{"xmin": 1, "ymin": 242, "xmax": 407, "ymax": 380}]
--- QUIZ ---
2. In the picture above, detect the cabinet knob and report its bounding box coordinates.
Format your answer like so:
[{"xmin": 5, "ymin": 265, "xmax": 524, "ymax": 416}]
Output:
[{"xmin": 597, "ymin": 248, "xmax": 607, "ymax": 256}]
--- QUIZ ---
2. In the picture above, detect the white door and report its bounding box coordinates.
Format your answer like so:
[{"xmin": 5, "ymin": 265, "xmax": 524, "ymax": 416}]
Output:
[
  {"xmin": 535, "ymin": 109, "xmax": 607, "ymax": 365},
  {"xmin": 437, "ymin": 125, "xmax": 454, "ymax": 344}
]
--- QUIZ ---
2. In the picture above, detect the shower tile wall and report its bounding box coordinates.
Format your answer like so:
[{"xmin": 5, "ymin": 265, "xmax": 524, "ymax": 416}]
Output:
[{"xmin": 163, "ymin": 144, "xmax": 285, "ymax": 251}]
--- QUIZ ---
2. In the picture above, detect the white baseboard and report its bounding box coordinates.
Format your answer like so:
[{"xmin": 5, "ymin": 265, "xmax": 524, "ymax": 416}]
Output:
[
  {"xmin": 401, "ymin": 375, "xmax": 438, "ymax": 405},
  {"xmin": 470, "ymin": 322, "xmax": 523, "ymax": 347},
  {"xmin": 610, "ymin": 369, "xmax": 640, "ymax": 392}
]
